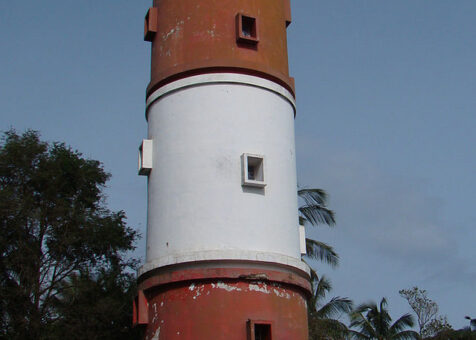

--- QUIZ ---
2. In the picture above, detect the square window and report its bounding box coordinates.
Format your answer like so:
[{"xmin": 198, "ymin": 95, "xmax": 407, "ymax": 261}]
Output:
[
  {"xmin": 236, "ymin": 13, "xmax": 259, "ymax": 45},
  {"xmin": 247, "ymin": 320, "xmax": 272, "ymax": 340},
  {"xmin": 241, "ymin": 153, "xmax": 266, "ymax": 188}
]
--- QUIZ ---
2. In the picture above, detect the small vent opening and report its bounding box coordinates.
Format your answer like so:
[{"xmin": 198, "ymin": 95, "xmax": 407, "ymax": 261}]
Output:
[
  {"xmin": 236, "ymin": 13, "xmax": 259, "ymax": 45},
  {"xmin": 241, "ymin": 153, "xmax": 266, "ymax": 188},
  {"xmin": 242, "ymin": 16, "xmax": 256, "ymax": 38}
]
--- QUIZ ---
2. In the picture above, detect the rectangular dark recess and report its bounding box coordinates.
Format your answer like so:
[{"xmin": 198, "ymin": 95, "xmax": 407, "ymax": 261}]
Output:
[
  {"xmin": 255, "ymin": 323, "xmax": 272, "ymax": 340},
  {"xmin": 236, "ymin": 13, "xmax": 259, "ymax": 45},
  {"xmin": 247, "ymin": 320, "xmax": 272, "ymax": 340}
]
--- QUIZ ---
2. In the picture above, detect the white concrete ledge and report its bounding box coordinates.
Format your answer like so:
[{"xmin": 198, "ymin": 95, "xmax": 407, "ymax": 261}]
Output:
[
  {"xmin": 139, "ymin": 250, "xmax": 310, "ymax": 277},
  {"xmin": 145, "ymin": 73, "xmax": 297, "ymax": 115}
]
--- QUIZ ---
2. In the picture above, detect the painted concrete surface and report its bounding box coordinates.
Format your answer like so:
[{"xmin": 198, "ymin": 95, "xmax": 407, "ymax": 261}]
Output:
[
  {"xmin": 144, "ymin": 74, "xmax": 300, "ymax": 273},
  {"xmin": 143, "ymin": 279, "xmax": 309, "ymax": 340}
]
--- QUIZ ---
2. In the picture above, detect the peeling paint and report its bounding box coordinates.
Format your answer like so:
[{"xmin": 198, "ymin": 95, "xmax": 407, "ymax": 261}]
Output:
[
  {"xmin": 193, "ymin": 285, "xmax": 203, "ymax": 299},
  {"xmin": 189, "ymin": 283, "xmax": 205, "ymax": 299},
  {"xmin": 151, "ymin": 327, "xmax": 160, "ymax": 340},
  {"xmin": 249, "ymin": 283, "xmax": 270, "ymax": 294},
  {"xmin": 212, "ymin": 281, "xmax": 242, "ymax": 292},
  {"xmin": 162, "ymin": 28, "xmax": 176, "ymax": 41},
  {"xmin": 152, "ymin": 303, "xmax": 158, "ymax": 323},
  {"xmin": 273, "ymin": 289, "xmax": 291, "ymax": 299},
  {"xmin": 162, "ymin": 21, "xmax": 185, "ymax": 42}
]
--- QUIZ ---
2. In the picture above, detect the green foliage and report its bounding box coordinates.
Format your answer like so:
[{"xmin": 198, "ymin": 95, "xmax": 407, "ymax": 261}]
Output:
[
  {"xmin": 426, "ymin": 328, "xmax": 476, "ymax": 340},
  {"xmin": 0, "ymin": 130, "xmax": 139, "ymax": 339},
  {"xmin": 298, "ymin": 188, "xmax": 352, "ymax": 339},
  {"xmin": 309, "ymin": 316, "xmax": 351, "ymax": 340},
  {"xmin": 422, "ymin": 316, "xmax": 452, "ymax": 338},
  {"xmin": 349, "ymin": 297, "xmax": 419, "ymax": 340},
  {"xmin": 308, "ymin": 276, "xmax": 353, "ymax": 340},
  {"xmin": 49, "ymin": 265, "xmax": 143, "ymax": 340},
  {"xmin": 298, "ymin": 188, "xmax": 338, "ymax": 268}
]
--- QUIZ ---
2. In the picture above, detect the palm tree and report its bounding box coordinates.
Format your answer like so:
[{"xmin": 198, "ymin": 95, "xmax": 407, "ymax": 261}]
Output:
[
  {"xmin": 298, "ymin": 188, "xmax": 352, "ymax": 339},
  {"xmin": 349, "ymin": 297, "xmax": 419, "ymax": 340},
  {"xmin": 298, "ymin": 188, "xmax": 338, "ymax": 276},
  {"xmin": 308, "ymin": 275, "xmax": 353, "ymax": 339}
]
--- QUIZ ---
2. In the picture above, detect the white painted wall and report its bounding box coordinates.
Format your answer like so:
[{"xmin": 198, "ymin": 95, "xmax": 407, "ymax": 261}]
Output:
[{"xmin": 143, "ymin": 74, "xmax": 303, "ymax": 273}]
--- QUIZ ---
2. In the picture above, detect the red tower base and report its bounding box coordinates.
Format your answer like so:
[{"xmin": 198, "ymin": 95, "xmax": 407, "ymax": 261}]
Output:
[{"xmin": 134, "ymin": 261, "xmax": 311, "ymax": 340}]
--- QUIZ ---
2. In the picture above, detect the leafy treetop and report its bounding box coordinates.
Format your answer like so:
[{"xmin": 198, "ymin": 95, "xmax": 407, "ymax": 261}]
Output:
[{"xmin": 0, "ymin": 129, "xmax": 139, "ymax": 340}]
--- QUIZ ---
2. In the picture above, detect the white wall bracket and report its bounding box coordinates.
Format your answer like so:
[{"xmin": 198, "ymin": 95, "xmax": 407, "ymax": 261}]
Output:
[
  {"xmin": 138, "ymin": 139, "xmax": 153, "ymax": 176},
  {"xmin": 299, "ymin": 225, "xmax": 307, "ymax": 256}
]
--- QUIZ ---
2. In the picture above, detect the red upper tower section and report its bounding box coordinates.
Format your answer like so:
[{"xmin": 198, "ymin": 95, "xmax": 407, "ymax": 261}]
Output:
[{"xmin": 144, "ymin": 0, "xmax": 294, "ymax": 97}]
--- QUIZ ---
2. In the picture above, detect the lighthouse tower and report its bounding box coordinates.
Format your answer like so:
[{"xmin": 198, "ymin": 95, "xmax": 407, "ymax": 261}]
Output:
[{"xmin": 134, "ymin": 1, "xmax": 311, "ymax": 339}]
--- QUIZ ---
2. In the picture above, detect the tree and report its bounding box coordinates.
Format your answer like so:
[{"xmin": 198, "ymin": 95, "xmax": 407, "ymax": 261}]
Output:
[
  {"xmin": 0, "ymin": 130, "xmax": 139, "ymax": 339},
  {"xmin": 349, "ymin": 297, "xmax": 419, "ymax": 340},
  {"xmin": 426, "ymin": 327, "xmax": 476, "ymax": 340},
  {"xmin": 299, "ymin": 188, "xmax": 352, "ymax": 339},
  {"xmin": 308, "ymin": 275, "xmax": 353, "ymax": 340},
  {"xmin": 49, "ymin": 264, "xmax": 143, "ymax": 340},
  {"xmin": 399, "ymin": 287, "xmax": 442, "ymax": 338},
  {"xmin": 299, "ymin": 188, "xmax": 338, "ymax": 270},
  {"xmin": 422, "ymin": 316, "xmax": 452, "ymax": 338}
]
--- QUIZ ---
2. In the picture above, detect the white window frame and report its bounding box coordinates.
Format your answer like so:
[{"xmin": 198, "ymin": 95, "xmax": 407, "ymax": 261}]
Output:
[{"xmin": 241, "ymin": 153, "xmax": 266, "ymax": 188}]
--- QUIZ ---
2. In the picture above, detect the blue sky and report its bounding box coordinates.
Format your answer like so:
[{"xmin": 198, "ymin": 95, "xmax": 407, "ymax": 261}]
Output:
[{"xmin": 1, "ymin": 0, "xmax": 475, "ymax": 330}]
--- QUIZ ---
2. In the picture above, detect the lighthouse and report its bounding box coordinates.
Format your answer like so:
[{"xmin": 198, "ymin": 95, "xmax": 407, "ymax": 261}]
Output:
[{"xmin": 134, "ymin": 1, "xmax": 311, "ymax": 339}]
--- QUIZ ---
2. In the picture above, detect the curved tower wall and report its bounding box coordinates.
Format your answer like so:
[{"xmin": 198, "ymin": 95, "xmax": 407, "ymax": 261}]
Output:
[
  {"xmin": 142, "ymin": 74, "xmax": 303, "ymax": 274},
  {"xmin": 146, "ymin": 0, "xmax": 294, "ymax": 96},
  {"xmin": 135, "ymin": 1, "xmax": 311, "ymax": 339}
]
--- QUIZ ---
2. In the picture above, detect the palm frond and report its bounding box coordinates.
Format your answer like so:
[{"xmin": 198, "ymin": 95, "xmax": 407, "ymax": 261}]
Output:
[
  {"xmin": 391, "ymin": 330, "xmax": 420, "ymax": 340},
  {"xmin": 316, "ymin": 296, "xmax": 354, "ymax": 319},
  {"xmin": 348, "ymin": 329, "xmax": 372, "ymax": 340},
  {"xmin": 309, "ymin": 317, "xmax": 350, "ymax": 339},
  {"xmin": 314, "ymin": 275, "xmax": 332, "ymax": 301},
  {"xmin": 352, "ymin": 301, "xmax": 377, "ymax": 315},
  {"xmin": 389, "ymin": 314, "xmax": 415, "ymax": 334},
  {"xmin": 371, "ymin": 298, "xmax": 391, "ymax": 337},
  {"xmin": 305, "ymin": 238, "xmax": 339, "ymax": 267},
  {"xmin": 350, "ymin": 310, "xmax": 379, "ymax": 338},
  {"xmin": 298, "ymin": 188, "xmax": 328, "ymax": 206},
  {"xmin": 299, "ymin": 205, "xmax": 336, "ymax": 227},
  {"xmin": 349, "ymin": 298, "xmax": 416, "ymax": 340},
  {"xmin": 302, "ymin": 259, "xmax": 319, "ymax": 313}
]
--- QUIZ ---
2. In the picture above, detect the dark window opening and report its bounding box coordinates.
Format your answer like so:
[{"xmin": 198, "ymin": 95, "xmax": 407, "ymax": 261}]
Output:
[
  {"xmin": 242, "ymin": 16, "xmax": 256, "ymax": 38},
  {"xmin": 241, "ymin": 153, "xmax": 265, "ymax": 188},
  {"xmin": 236, "ymin": 13, "xmax": 259, "ymax": 45},
  {"xmin": 248, "ymin": 164, "xmax": 255, "ymax": 180},
  {"xmin": 255, "ymin": 324, "xmax": 271, "ymax": 340}
]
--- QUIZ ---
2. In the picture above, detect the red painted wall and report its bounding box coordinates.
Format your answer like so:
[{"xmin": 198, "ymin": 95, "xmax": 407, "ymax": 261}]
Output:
[{"xmin": 142, "ymin": 279, "xmax": 308, "ymax": 340}]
